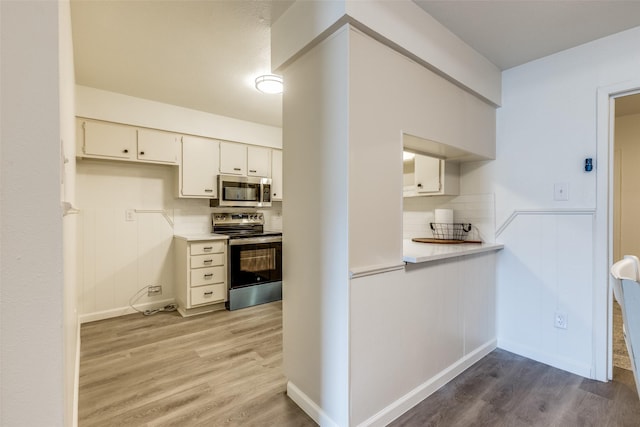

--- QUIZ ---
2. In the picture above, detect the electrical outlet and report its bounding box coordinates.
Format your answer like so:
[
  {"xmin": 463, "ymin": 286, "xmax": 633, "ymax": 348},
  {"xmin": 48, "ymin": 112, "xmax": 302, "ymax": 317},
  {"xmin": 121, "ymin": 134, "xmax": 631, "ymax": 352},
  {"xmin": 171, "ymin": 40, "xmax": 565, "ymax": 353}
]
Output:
[
  {"xmin": 554, "ymin": 312, "xmax": 568, "ymax": 329},
  {"xmin": 147, "ymin": 285, "xmax": 162, "ymax": 296},
  {"xmin": 125, "ymin": 209, "xmax": 136, "ymax": 221}
]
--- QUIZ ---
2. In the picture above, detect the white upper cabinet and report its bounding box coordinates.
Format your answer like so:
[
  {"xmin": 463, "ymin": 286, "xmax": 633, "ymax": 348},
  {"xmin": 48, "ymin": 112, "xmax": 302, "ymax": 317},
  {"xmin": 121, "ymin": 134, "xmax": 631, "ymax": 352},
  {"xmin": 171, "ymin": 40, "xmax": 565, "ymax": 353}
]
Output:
[
  {"xmin": 137, "ymin": 128, "xmax": 179, "ymax": 164},
  {"xmin": 79, "ymin": 119, "xmax": 135, "ymax": 160},
  {"xmin": 414, "ymin": 154, "xmax": 441, "ymax": 193},
  {"xmin": 77, "ymin": 118, "xmax": 178, "ymax": 165},
  {"xmin": 219, "ymin": 142, "xmax": 247, "ymax": 175},
  {"xmin": 403, "ymin": 152, "xmax": 459, "ymax": 197},
  {"xmin": 247, "ymin": 146, "xmax": 271, "ymax": 177},
  {"xmin": 271, "ymin": 149, "xmax": 283, "ymax": 201},
  {"xmin": 180, "ymin": 135, "xmax": 220, "ymax": 198}
]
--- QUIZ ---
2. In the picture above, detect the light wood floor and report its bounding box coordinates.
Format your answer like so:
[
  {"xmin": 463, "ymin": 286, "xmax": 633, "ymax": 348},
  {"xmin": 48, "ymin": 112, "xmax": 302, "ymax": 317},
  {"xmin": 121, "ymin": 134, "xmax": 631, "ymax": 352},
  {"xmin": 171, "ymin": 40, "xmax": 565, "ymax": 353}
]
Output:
[
  {"xmin": 78, "ymin": 301, "xmax": 316, "ymax": 426},
  {"xmin": 80, "ymin": 302, "xmax": 640, "ymax": 426}
]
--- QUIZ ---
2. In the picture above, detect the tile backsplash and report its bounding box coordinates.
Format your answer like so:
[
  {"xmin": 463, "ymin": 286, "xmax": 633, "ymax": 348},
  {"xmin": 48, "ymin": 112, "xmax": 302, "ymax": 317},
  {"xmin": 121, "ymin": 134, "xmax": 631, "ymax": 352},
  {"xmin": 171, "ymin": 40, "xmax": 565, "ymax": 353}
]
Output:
[{"xmin": 403, "ymin": 193, "xmax": 496, "ymax": 242}]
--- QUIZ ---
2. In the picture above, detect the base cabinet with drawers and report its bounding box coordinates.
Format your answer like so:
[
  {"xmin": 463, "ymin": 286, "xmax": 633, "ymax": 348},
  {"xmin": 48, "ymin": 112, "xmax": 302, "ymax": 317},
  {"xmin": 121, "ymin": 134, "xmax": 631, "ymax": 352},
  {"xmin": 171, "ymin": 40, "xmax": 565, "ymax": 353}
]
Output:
[{"xmin": 174, "ymin": 236, "xmax": 228, "ymax": 317}]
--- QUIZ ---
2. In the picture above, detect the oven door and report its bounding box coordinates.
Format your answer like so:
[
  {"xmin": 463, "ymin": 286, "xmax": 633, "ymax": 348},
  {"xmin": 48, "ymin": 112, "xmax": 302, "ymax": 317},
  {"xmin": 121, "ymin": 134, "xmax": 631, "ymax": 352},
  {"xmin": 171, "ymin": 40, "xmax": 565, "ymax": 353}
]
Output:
[{"xmin": 228, "ymin": 237, "xmax": 282, "ymax": 289}]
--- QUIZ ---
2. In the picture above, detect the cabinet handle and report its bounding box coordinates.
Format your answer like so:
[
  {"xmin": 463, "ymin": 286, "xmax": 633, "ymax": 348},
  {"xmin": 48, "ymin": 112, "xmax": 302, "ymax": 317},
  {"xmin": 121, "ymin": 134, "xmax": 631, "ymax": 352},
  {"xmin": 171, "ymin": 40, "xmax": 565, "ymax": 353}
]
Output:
[
  {"xmin": 204, "ymin": 273, "xmax": 213, "ymax": 278},
  {"xmin": 204, "ymin": 189, "xmax": 213, "ymax": 193},
  {"xmin": 273, "ymin": 193, "xmax": 277, "ymax": 197},
  {"xmin": 203, "ymin": 246, "xmax": 213, "ymax": 251},
  {"xmin": 249, "ymin": 169, "xmax": 257, "ymax": 173},
  {"xmin": 233, "ymin": 167, "xmax": 241, "ymax": 171},
  {"xmin": 417, "ymin": 183, "xmax": 423, "ymax": 188},
  {"xmin": 204, "ymin": 291, "xmax": 214, "ymax": 296},
  {"xmin": 123, "ymin": 149, "xmax": 129, "ymax": 153},
  {"xmin": 203, "ymin": 259, "xmax": 213, "ymax": 264},
  {"xmin": 139, "ymin": 151, "xmax": 145, "ymax": 155}
]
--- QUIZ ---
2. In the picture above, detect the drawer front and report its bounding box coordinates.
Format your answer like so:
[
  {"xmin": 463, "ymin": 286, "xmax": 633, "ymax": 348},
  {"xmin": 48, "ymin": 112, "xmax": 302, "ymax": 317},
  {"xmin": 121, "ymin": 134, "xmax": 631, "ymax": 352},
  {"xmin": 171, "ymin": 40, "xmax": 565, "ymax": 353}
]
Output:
[
  {"xmin": 190, "ymin": 241, "xmax": 225, "ymax": 255},
  {"xmin": 190, "ymin": 253, "xmax": 225, "ymax": 269},
  {"xmin": 191, "ymin": 283, "xmax": 226, "ymax": 306},
  {"xmin": 191, "ymin": 266, "xmax": 225, "ymax": 287}
]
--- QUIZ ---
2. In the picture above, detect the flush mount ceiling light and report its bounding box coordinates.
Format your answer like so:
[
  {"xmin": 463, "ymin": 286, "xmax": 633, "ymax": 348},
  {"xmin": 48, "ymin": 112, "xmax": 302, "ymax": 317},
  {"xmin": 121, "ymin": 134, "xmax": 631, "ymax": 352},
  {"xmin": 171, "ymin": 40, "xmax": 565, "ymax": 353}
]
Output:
[{"xmin": 255, "ymin": 74, "xmax": 283, "ymax": 94}]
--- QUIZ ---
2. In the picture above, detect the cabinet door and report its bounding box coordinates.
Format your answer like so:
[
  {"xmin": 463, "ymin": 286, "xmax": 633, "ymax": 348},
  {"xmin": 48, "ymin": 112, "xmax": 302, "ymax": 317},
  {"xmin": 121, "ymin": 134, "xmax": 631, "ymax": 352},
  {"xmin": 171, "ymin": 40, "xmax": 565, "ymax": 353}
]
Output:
[
  {"xmin": 271, "ymin": 149, "xmax": 283, "ymax": 201},
  {"xmin": 414, "ymin": 154, "xmax": 441, "ymax": 193},
  {"xmin": 247, "ymin": 146, "xmax": 271, "ymax": 177},
  {"xmin": 81, "ymin": 120, "xmax": 135, "ymax": 159},
  {"xmin": 180, "ymin": 136, "xmax": 219, "ymax": 198},
  {"xmin": 137, "ymin": 128, "xmax": 178, "ymax": 164},
  {"xmin": 219, "ymin": 142, "xmax": 247, "ymax": 175}
]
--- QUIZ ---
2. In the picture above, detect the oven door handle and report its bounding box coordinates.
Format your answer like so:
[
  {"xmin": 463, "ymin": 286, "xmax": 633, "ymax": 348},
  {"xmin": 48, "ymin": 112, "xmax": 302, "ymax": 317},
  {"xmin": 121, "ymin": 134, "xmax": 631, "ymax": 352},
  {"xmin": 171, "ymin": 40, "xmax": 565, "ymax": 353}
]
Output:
[{"xmin": 229, "ymin": 236, "xmax": 282, "ymax": 246}]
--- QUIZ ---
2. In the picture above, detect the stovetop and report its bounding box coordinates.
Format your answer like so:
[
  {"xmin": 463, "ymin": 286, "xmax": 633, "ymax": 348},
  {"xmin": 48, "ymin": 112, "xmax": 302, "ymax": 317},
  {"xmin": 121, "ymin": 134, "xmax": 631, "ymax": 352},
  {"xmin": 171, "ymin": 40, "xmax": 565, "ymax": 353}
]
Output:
[{"xmin": 212, "ymin": 212, "xmax": 281, "ymax": 239}]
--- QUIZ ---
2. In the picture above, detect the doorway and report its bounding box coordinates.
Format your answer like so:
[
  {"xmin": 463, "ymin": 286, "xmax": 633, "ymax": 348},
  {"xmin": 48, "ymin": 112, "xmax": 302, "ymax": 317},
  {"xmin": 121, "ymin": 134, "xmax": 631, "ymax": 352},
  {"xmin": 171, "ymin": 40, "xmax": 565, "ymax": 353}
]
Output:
[{"xmin": 612, "ymin": 93, "xmax": 640, "ymax": 372}]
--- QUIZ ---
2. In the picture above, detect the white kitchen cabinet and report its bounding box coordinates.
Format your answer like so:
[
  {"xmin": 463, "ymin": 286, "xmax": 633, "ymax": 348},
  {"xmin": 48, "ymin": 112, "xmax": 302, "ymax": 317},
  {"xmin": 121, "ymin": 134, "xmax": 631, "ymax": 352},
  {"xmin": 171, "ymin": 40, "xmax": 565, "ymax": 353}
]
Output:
[
  {"xmin": 219, "ymin": 142, "xmax": 247, "ymax": 175},
  {"xmin": 78, "ymin": 119, "xmax": 136, "ymax": 160},
  {"xmin": 247, "ymin": 146, "xmax": 271, "ymax": 177},
  {"xmin": 180, "ymin": 135, "xmax": 220, "ymax": 198},
  {"xmin": 137, "ymin": 128, "xmax": 178, "ymax": 164},
  {"xmin": 174, "ymin": 237, "xmax": 228, "ymax": 317},
  {"xmin": 403, "ymin": 153, "xmax": 459, "ymax": 197},
  {"xmin": 271, "ymin": 149, "xmax": 283, "ymax": 201},
  {"xmin": 77, "ymin": 118, "xmax": 179, "ymax": 165}
]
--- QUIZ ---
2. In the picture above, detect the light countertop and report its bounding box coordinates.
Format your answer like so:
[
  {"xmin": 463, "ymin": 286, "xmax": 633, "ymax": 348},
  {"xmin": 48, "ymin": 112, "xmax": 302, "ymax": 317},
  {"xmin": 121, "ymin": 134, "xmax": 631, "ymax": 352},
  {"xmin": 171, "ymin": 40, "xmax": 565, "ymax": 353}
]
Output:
[
  {"xmin": 173, "ymin": 233, "xmax": 229, "ymax": 242},
  {"xmin": 403, "ymin": 239, "xmax": 504, "ymax": 263}
]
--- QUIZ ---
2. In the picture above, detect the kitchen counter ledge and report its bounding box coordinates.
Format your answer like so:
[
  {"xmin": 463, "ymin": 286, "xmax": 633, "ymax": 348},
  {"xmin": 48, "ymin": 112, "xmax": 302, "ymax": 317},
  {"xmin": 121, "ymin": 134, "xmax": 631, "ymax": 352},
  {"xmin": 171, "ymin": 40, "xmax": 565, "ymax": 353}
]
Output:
[
  {"xmin": 173, "ymin": 233, "xmax": 229, "ymax": 242},
  {"xmin": 403, "ymin": 239, "xmax": 504, "ymax": 264}
]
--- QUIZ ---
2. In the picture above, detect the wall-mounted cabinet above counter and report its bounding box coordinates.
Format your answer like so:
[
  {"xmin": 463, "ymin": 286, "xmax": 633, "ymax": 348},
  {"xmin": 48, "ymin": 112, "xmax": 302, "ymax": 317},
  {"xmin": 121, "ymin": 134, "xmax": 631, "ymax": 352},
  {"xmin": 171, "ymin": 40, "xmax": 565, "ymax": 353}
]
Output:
[
  {"xmin": 76, "ymin": 117, "xmax": 283, "ymax": 201},
  {"xmin": 77, "ymin": 118, "xmax": 179, "ymax": 164},
  {"xmin": 403, "ymin": 152, "xmax": 459, "ymax": 197}
]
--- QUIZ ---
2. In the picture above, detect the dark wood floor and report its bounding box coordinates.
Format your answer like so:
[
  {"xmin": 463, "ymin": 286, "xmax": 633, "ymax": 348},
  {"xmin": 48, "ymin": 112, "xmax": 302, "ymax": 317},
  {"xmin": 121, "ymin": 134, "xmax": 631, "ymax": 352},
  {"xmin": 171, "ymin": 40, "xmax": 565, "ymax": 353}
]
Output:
[
  {"xmin": 80, "ymin": 302, "xmax": 640, "ymax": 426},
  {"xmin": 78, "ymin": 301, "xmax": 316, "ymax": 426},
  {"xmin": 390, "ymin": 349, "xmax": 640, "ymax": 427}
]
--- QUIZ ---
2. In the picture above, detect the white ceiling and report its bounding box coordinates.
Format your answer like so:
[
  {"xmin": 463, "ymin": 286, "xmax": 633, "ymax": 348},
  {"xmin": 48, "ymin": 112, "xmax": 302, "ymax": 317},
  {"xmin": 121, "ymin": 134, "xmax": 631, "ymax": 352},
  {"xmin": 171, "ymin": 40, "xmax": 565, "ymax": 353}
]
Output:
[{"xmin": 70, "ymin": 1, "xmax": 640, "ymax": 128}]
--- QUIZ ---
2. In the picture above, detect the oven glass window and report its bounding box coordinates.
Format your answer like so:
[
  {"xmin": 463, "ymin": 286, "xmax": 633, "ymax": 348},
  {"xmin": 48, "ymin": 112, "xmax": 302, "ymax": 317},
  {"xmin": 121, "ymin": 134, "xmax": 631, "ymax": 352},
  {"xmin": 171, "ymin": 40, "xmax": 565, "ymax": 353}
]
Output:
[
  {"xmin": 229, "ymin": 242, "xmax": 282, "ymax": 288},
  {"xmin": 223, "ymin": 183, "xmax": 259, "ymax": 202}
]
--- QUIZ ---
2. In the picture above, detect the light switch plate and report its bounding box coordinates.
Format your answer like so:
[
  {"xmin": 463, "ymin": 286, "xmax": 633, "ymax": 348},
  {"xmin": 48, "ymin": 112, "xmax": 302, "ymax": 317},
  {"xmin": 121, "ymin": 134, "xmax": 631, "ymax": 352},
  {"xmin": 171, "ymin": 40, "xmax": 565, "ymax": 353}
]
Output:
[{"xmin": 554, "ymin": 183, "xmax": 569, "ymax": 201}]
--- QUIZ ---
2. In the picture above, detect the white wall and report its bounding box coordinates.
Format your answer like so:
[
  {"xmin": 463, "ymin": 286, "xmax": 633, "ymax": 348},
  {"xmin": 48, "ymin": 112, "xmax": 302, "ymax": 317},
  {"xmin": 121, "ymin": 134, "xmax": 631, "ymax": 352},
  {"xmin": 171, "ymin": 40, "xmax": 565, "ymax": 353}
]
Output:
[
  {"xmin": 463, "ymin": 25, "xmax": 640, "ymax": 379},
  {"xmin": 272, "ymin": 0, "xmax": 501, "ymax": 106},
  {"xmin": 1, "ymin": 1, "xmax": 65, "ymax": 425}
]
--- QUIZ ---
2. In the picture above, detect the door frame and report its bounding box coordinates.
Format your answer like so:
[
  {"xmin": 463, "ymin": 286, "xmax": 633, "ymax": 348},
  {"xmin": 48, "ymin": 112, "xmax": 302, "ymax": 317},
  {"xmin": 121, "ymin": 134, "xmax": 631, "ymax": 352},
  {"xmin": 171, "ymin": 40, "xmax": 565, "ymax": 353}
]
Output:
[{"xmin": 595, "ymin": 80, "xmax": 640, "ymax": 381}]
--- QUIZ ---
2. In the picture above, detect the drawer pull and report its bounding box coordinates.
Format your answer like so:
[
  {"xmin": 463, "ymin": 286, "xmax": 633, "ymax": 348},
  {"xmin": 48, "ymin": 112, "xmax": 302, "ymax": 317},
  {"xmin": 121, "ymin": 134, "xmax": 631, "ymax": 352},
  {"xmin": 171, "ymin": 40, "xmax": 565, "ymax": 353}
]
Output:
[
  {"xmin": 249, "ymin": 169, "xmax": 257, "ymax": 173},
  {"xmin": 203, "ymin": 246, "xmax": 213, "ymax": 251},
  {"xmin": 204, "ymin": 273, "xmax": 213, "ymax": 278},
  {"xmin": 123, "ymin": 149, "xmax": 129, "ymax": 154},
  {"xmin": 204, "ymin": 189, "xmax": 213, "ymax": 193},
  {"xmin": 204, "ymin": 291, "xmax": 214, "ymax": 296},
  {"xmin": 233, "ymin": 167, "xmax": 241, "ymax": 171},
  {"xmin": 203, "ymin": 259, "xmax": 213, "ymax": 264}
]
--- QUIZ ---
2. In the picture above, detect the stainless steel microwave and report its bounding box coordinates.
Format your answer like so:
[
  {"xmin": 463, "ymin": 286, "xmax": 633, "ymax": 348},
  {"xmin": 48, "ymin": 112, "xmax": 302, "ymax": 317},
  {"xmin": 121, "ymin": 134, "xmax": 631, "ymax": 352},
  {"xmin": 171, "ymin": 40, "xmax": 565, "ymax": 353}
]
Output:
[{"xmin": 210, "ymin": 174, "xmax": 272, "ymax": 208}]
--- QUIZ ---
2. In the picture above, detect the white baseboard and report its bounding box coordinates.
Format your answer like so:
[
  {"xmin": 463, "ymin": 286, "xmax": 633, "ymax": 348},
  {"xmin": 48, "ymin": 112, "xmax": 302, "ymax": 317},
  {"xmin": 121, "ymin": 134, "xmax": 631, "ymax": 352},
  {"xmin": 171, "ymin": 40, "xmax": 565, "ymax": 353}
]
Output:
[
  {"xmin": 286, "ymin": 381, "xmax": 340, "ymax": 427},
  {"xmin": 79, "ymin": 298, "xmax": 176, "ymax": 323},
  {"xmin": 357, "ymin": 339, "xmax": 497, "ymax": 427},
  {"xmin": 497, "ymin": 338, "xmax": 592, "ymax": 379}
]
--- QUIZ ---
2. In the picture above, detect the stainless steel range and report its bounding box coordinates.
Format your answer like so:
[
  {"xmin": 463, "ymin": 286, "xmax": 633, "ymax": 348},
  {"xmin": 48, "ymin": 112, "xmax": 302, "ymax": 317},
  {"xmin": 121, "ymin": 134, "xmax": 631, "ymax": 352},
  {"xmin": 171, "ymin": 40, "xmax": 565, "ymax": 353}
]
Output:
[{"xmin": 212, "ymin": 212, "xmax": 282, "ymax": 310}]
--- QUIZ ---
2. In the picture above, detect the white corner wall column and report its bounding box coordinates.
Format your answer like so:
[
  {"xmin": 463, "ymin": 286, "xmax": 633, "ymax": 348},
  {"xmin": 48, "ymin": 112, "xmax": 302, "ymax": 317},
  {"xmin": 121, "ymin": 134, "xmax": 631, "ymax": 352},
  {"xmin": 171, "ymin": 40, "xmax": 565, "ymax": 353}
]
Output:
[
  {"xmin": 274, "ymin": 1, "xmax": 499, "ymax": 425},
  {"xmin": 1, "ymin": 1, "xmax": 66, "ymax": 425},
  {"xmin": 281, "ymin": 26, "xmax": 351, "ymax": 427}
]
